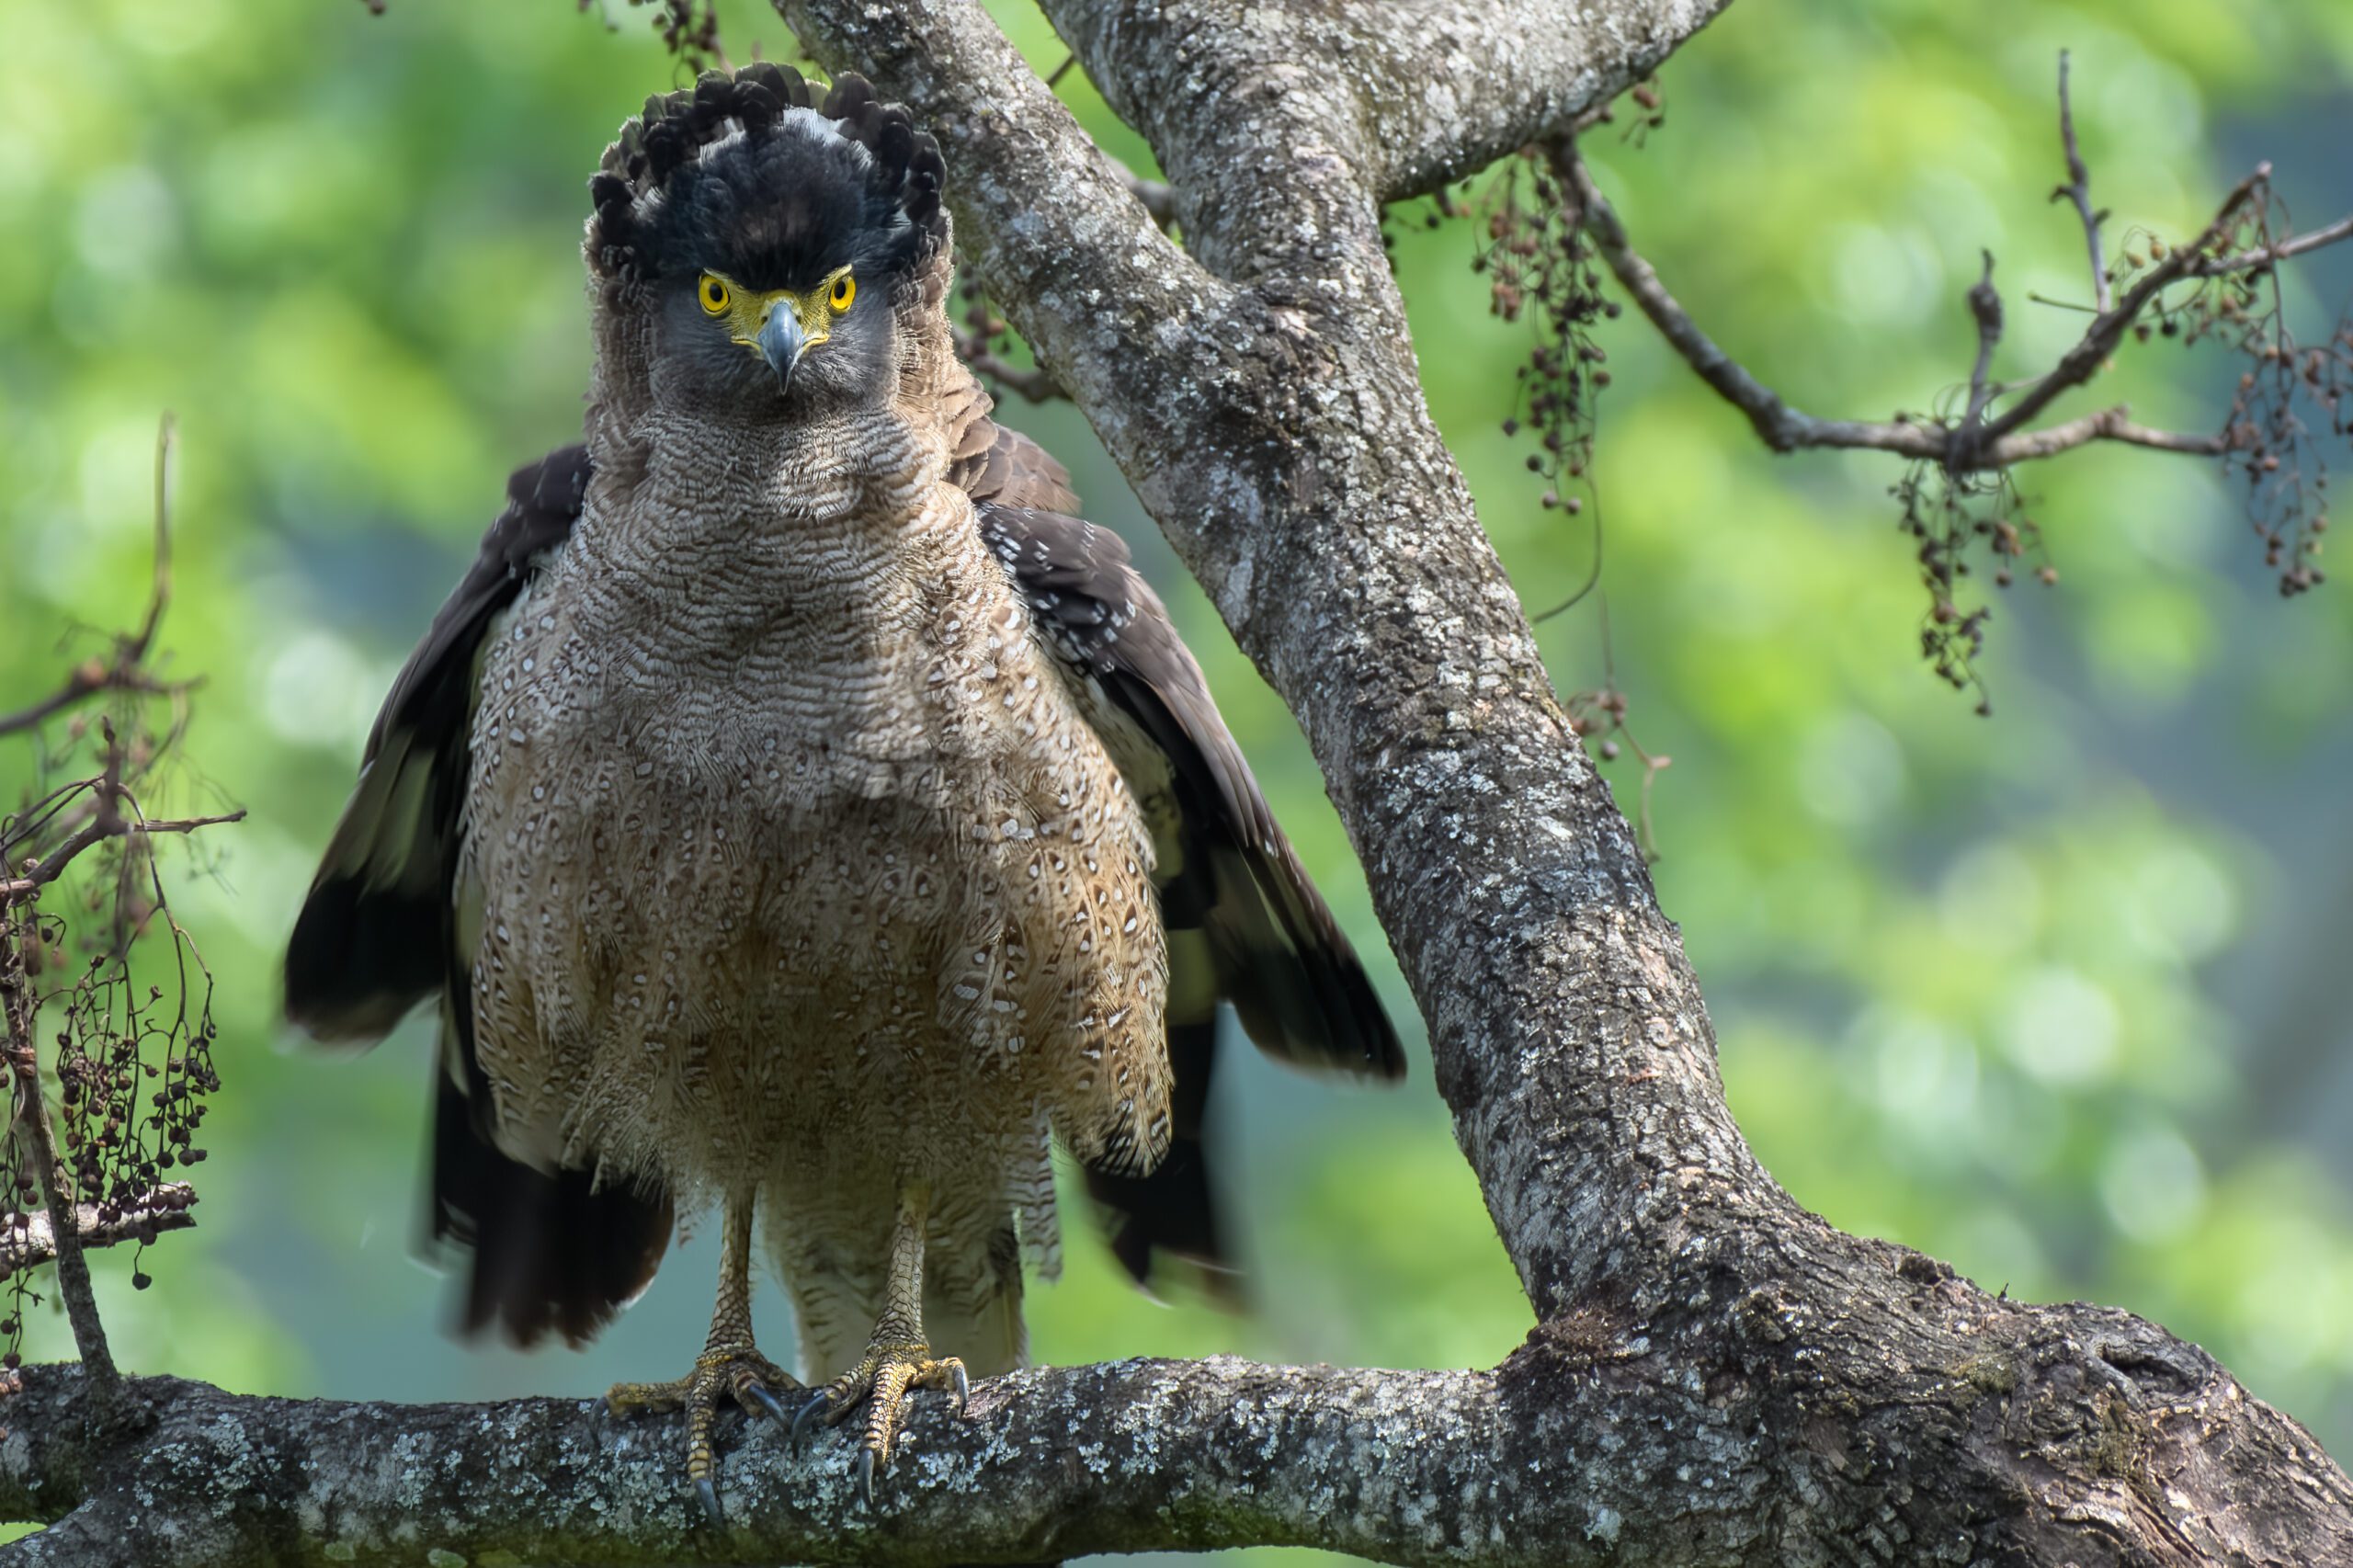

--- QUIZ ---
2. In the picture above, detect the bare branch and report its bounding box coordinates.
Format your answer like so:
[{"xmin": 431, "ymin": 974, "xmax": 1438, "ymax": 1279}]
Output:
[
  {"xmin": 0, "ymin": 1184, "xmax": 196, "ymax": 1277},
  {"xmin": 2054, "ymin": 50, "xmax": 2112, "ymax": 313},
  {"xmin": 2189, "ymin": 210, "xmax": 2353, "ymax": 277},
  {"xmin": 1961, "ymin": 249, "xmax": 2005, "ymax": 436},
  {"xmin": 0, "ymin": 805, "xmax": 248, "ymax": 903},
  {"xmin": 1994, "ymin": 405, "xmax": 2231, "ymax": 460},
  {"xmin": 1554, "ymin": 141, "xmax": 2219, "ymax": 469},
  {"xmin": 1123, "ymin": 174, "xmax": 1176, "ymax": 229}
]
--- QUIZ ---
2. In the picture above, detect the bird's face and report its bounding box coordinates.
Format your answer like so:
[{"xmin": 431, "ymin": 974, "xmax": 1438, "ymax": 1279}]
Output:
[
  {"xmin": 632, "ymin": 111, "xmax": 928, "ymax": 419},
  {"xmin": 654, "ymin": 254, "xmax": 890, "ymax": 414}
]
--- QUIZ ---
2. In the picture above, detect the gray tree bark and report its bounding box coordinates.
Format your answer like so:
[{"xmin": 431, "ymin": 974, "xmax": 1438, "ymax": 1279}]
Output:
[{"xmin": 3, "ymin": 1, "xmax": 2347, "ymax": 1563}]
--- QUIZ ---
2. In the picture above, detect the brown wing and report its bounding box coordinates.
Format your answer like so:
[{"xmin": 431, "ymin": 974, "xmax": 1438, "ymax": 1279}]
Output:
[
  {"xmin": 953, "ymin": 400, "xmax": 1404, "ymax": 1295},
  {"xmin": 285, "ymin": 445, "xmax": 673, "ymax": 1348}
]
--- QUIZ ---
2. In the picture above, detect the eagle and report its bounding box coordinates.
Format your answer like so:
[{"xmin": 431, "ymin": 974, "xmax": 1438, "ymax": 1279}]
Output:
[{"xmin": 284, "ymin": 64, "xmax": 1404, "ymax": 1517}]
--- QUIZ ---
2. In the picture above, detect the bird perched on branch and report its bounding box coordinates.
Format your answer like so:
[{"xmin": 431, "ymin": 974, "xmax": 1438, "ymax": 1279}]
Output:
[{"xmin": 285, "ymin": 64, "xmax": 1404, "ymax": 1517}]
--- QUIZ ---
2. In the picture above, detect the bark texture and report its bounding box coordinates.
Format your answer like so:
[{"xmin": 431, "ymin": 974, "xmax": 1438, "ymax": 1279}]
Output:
[{"xmin": 3, "ymin": 1, "xmax": 2347, "ymax": 1563}]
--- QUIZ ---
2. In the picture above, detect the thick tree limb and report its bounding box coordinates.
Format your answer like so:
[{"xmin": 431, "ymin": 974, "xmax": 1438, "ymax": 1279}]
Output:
[
  {"xmin": 6, "ymin": 1286, "xmax": 2343, "ymax": 1568},
  {"xmin": 5, "ymin": 1, "xmax": 2347, "ymax": 1562}
]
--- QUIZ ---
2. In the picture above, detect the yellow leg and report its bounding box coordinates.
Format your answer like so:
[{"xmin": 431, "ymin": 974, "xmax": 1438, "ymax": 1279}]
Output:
[
  {"xmin": 607, "ymin": 1191, "xmax": 800, "ymax": 1523},
  {"xmin": 790, "ymin": 1182, "xmax": 970, "ymax": 1503}
]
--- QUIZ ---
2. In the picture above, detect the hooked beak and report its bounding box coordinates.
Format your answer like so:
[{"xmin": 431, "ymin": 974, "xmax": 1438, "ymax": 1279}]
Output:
[{"xmin": 757, "ymin": 301, "xmax": 806, "ymax": 394}]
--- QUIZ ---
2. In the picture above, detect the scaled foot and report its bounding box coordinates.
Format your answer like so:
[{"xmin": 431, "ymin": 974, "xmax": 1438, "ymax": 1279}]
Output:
[
  {"xmin": 790, "ymin": 1337, "xmax": 970, "ymax": 1502},
  {"xmin": 608, "ymin": 1342, "xmax": 802, "ymax": 1523}
]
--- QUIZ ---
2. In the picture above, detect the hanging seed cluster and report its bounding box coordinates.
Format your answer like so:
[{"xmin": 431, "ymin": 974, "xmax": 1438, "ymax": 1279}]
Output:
[
  {"xmin": 1475, "ymin": 146, "xmax": 1617, "ymax": 532},
  {"xmin": 50, "ymin": 909, "xmax": 219, "ymax": 1246},
  {"xmin": 2120, "ymin": 187, "xmax": 2347, "ymax": 598},
  {"xmin": 1, "ymin": 700, "xmax": 221, "ymax": 1370},
  {"xmin": 1889, "ymin": 459, "xmax": 2052, "ymax": 718},
  {"xmin": 574, "ymin": 0, "xmax": 726, "ymax": 74}
]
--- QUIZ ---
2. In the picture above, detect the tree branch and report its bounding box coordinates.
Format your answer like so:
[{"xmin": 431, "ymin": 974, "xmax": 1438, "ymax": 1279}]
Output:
[
  {"xmin": 2055, "ymin": 50, "xmax": 2113, "ymax": 314},
  {"xmin": 2189, "ymin": 212, "xmax": 2353, "ymax": 277},
  {"xmin": 6, "ymin": 1288, "xmax": 2347, "ymax": 1568},
  {"xmin": 0, "ymin": 805, "xmax": 247, "ymax": 903},
  {"xmin": 1553, "ymin": 139, "xmax": 2242, "ymax": 468}
]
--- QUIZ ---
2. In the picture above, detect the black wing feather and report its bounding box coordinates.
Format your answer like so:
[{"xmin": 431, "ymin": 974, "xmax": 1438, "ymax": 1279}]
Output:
[
  {"xmin": 978, "ymin": 499, "xmax": 1404, "ymax": 1078},
  {"xmin": 957, "ymin": 416, "xmax": 1404, "ymax": 1297},
  {"xmin": 285, "ymin": 445, "xmax": 673, "ymax": 1348}
]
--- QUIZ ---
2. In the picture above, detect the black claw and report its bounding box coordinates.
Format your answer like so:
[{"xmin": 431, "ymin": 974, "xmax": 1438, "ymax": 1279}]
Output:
[
  {"xmin": 950, "ymin": 1363, "xmax": 970, "ymax": 1414},
  {"xmin": 856, "ymin": 1446, "xmax": 875, "ymax": 1506},
  {"xmin": 696, "ymin": 1475, "xmax": 722, "ymax": 1527},
  {"xmin": 790, "ymin": 1391, "xmax": 830, "ymax": 1455},
  {"xmin": 745, "ymin": 1381, "xmax": 792, "ymax": 1426}
]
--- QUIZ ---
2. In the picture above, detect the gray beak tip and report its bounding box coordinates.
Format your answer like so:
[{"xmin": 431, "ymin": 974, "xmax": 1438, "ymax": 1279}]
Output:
[{"xmin": 757, "ymin": 304, "xmax": 806, "ymax": 394}]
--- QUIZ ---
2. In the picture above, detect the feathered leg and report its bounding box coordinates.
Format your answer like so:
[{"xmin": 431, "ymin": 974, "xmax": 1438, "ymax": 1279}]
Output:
[
  {"xmin": 790, "ymin": 1181, "xmax": 970, "ymax": 1501},
  {"xmin": 607, "ymin": 1189, "xmax": 800, "ymax": 1522}
]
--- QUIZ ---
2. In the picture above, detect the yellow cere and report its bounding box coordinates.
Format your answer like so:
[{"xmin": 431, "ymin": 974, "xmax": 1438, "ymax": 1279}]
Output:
[{"xmin": 697, "ymin": 267, "xmax": 858, "ymax": 352}]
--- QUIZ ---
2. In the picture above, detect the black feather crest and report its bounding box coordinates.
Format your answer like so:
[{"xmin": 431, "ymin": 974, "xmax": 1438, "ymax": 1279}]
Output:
[{"xmin": 587, "ymin": 66, "xmax": 948, "ymax": 286}]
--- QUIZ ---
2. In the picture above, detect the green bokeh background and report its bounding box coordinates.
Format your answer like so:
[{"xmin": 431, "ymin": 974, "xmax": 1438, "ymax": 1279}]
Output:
[{"xmin": 4, "ymin": 0, "xmax": 2351, "ymax": 1557}]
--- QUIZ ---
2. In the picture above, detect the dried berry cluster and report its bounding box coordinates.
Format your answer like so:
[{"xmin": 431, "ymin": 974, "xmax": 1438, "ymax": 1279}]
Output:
[
  {"xmin": 1888, "ymin": 460, "xmax": 2052, "ymax": 717},
  {"xmin": 1477, "ymin": 145, "xmax": 1617, "ymax": 546},
  {"xmin": 2122, "ymin": 192, "xmax": 2347, "ymax": 598},
  {"xmin": 1380, "ymin": 105, "xmax": 1677, "ymax": 847},
  {"xmin": 3, "ymin": 687, "xmax": 223, "ymax": 1369},
  {"xmin": 574, "ymin": 0, "xmax": 726, "ymax": 74}
]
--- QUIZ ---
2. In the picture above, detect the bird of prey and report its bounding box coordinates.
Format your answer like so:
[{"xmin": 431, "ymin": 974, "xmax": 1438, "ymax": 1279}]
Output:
[{"xmin": 285, "ymin": 64, "xmax": 1404, "ymax": 1516}]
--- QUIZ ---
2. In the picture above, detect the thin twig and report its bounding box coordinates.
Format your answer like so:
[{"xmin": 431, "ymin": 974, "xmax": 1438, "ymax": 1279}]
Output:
[
  {"xmin": 2188, "ymin": 212, "xmax": 2353, "ymax": 278},
  {"xmin": 1962, "ymin": 250, "xmax": 2005, "ymax": 434},
  {"xmin": 131, "ymin": 415, "xmax": 176, "ymax": 663},
  {"xmin": 0, "ymin": 915, "xmax": 119, "ymax": 1413},
  {"xmin": 0, "ymin": 810, "xmax": 247, "ymax": 903},
  {"xmin": 2054, "ymin": 51, "xmax": 2112, "ymax": 313},
  {"xmin": 1553, "ymin": 139, "xmax": 2247, "ymax": 472}
]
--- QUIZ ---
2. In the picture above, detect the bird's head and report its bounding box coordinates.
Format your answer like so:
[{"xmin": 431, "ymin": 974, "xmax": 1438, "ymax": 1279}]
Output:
[{"xmin": 585, "ymin": 66, "xmax": 949, "ymax": 417}]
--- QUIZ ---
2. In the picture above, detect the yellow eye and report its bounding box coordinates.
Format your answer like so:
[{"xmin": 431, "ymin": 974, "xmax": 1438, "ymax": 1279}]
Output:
[
  {"xmin": 699, "ymin": 274, "xmax": 731, "ymax": 315},
  {"xmin": 828, "ymin": 272, "xmax": 856, "ymax": 312}
]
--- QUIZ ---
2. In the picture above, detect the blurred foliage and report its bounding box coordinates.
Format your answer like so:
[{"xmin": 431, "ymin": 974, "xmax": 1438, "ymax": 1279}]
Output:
[{"xmin": 2, "ymin": 0, "xmax": 2351, "ymax": 1560}]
